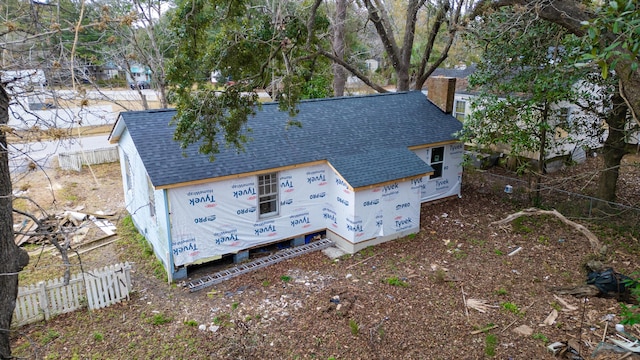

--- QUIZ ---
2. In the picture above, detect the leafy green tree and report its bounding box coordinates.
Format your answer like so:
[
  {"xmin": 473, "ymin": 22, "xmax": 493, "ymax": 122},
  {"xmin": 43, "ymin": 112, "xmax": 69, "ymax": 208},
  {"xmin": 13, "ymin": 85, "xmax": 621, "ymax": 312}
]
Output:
[
  {"xmin": 166, "ymin": 0, "xmax": 468, "ymax": 158},
  {"xmin": 166, "ymin": 0, "xmax": 332, "ymax": 156},
  {"xmin": 460, "ymin": 9, "xmax": 602, "ymax": 203},
  {"xmin": 471, "ymin": 0, "xmax": 640, "ymax": 128}
]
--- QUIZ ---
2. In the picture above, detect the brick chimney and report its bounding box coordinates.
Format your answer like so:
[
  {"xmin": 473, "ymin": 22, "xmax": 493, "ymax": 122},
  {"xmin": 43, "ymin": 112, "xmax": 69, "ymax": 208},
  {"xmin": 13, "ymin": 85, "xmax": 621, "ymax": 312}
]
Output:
[{"xmin": 426, "ymin": 76, "xmax": 456, "ymax": 114}]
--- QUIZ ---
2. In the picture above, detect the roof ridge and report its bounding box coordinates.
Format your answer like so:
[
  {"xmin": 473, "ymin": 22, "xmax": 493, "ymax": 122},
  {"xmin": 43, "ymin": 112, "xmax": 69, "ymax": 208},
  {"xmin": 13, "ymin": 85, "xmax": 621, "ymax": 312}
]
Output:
[
  {"xmin": 122, "ymin": 91, "xmax": 420, "ymax": 114},
  {"xmin": 261, "ymin": 90, "xmax": 415, "ymax": 107}
]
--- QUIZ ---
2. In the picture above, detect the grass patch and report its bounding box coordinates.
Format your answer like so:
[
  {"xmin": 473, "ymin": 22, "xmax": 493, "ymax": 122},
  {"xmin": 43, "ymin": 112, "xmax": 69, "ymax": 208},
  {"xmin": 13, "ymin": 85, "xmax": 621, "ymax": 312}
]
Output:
[
  {"xmin": 280, "ymin": 275, "xmax": 292, "ymax": 282},
  {"xmin": 500, "ymin": 301, "xmax": 521, "ymax": 316},
  {"xmin": 184, "ymin": 320, "xmax": 198, "ymax": 327},
  {"xmin": 212, "ymin": 314, "xmax": 233, "ymax": 327},
  {"xmin": 453, "ymin": 249, "xmax": 467, "ymax": 259},
  {"xmin": 59, "ymin": 182, "xmax": 81, "ymax": 203},
  {"xmin": 485, "ymin": 333, "xmax": 497, "ymax": 356},
  {"xmin": 12, "ymin": 197, "xmax": 29, "ymax": 212},
  {"xmin": 118, "ymin": 215, "xmax": 167, "ymax": 282},
  {"xmin": 384, "ymin": 276, "xmax": 408, "ymax": 287},
  {"xmin": 494, "ymin": 287, "xmax": 508, "ymax": 296},
  {"xmin": 532, "ymin": 332, "xmax": 549, "ymax": 343},
  {"xmin": 512, "ymin": 217, "xmax": 533, "ymax": 235},
  {"xmin": 349, "ymin": 319, "xmax": 359, "ymax": 336},
  {"xmin": 468, "ymin": 238, "xmax": 486, "ymax": 247},
  {"xmin": 359, "ymin": 246, "xmax": 376, "ymax": 257},
  {"xmin": 41, "ymin": 329, "xmax": 60, "ymax": 345},
  {"xmin": 148, "ymin": 313, "xmax": 173, "ymax": 325},
  {"xmin": 537, "ymin": 235, "xmax": 550, "ymax": 245}
]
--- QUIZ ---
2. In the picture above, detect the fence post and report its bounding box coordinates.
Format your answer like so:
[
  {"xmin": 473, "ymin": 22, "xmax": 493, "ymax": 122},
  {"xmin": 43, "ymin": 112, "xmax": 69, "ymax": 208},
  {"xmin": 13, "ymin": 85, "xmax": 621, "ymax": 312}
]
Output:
[
  {"xmin": 37, "ymin": 282, "xmax": 50, "ymax": 321},
  {"xmin": 124, "ymin": 262, "xmax": 131, "ymax": 300}
]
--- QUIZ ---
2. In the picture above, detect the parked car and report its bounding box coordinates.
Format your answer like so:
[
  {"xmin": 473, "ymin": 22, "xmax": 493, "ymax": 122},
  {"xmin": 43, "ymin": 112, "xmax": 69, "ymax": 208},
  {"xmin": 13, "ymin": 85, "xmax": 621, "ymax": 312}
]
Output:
[{"xmin": 129, "ymin": 80, "xmax": 150, "ymax": 89}]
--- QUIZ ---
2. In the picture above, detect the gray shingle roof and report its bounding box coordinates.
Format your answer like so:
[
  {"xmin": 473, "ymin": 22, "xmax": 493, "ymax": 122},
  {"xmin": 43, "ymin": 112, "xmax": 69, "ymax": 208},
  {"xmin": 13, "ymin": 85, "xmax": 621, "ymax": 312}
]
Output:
[
  {"xmin": 328, "ymin": 148, "xmax": 434, "ymax": 188},
  {"xmin": 431, "ymin": 64, "xmax": 477, "ymax": 79},
  {"xmin": 116, "ymin": 91, "xmax": 462, "ymax": 188}
]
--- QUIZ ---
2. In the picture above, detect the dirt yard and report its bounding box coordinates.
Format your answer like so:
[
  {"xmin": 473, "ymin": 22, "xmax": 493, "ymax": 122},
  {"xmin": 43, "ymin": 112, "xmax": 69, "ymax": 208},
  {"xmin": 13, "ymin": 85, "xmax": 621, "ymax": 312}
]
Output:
[{"xmin": 9, "ymin": 154, "xmax": 640, "ymax": 360}]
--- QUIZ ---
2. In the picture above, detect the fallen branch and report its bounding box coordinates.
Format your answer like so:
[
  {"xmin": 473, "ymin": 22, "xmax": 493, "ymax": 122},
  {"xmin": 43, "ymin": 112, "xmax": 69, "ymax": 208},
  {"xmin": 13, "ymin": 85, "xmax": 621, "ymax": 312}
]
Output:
[
  {"xmin": 466, "ymin": 298, "xmax": 499, "ymax": 313},
  {"xmin": 346, "ymin": 251, "xmax": 386, "ymax": 269},
  {"xmin": 470, "ymin": 324, "xmax": 498, "ymax": 335},
  {"xmin": 461, "ymin": 286, "xmax": 469, "ymax": 320},
  {"xmin": 553, "ymin": 295, "xmax": 579, "ymax": 311},
  {"xmin": 490, "ymin": 208, "xmax": 602, "ymax": 253}
]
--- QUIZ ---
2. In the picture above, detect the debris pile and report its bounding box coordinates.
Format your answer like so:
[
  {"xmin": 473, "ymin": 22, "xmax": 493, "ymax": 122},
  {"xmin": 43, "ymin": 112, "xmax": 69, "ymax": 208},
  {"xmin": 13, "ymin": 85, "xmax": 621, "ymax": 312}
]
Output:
[{"xmin": 13, "ymin": 208, "xmax": 118, "ymax": 255}]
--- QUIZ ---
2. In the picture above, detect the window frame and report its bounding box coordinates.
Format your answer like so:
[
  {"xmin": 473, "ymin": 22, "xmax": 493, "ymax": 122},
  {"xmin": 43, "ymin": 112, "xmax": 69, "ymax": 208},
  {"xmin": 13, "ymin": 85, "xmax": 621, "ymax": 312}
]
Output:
[
  {"xmin": 124, "ymin": 153, "xmax": 133, "ymax": 192},
  {"xmin": 454, "ymin": 100, "xmax": 466, "ymax": 121},
  {"xmin": 258, "ymin": 173, "xmax": 279, "ymax": 218},
  {"xmin": 147, "ymin": 175, "xmax": 156, "ymax": 220},
  {"xmin": 429, "ymin": 147, "xmax": 445, "ymax": 179},
  {"xmin": 554, "ymin": 107, "xmax": 572, "ymax": 139}
]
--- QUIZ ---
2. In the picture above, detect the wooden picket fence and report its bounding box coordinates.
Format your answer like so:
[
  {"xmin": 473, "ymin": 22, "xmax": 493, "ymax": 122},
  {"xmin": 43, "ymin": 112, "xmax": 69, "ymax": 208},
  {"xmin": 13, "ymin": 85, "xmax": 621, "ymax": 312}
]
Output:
[
  {"xmin": 12, "ymin": 262, "xmax": 132, "ymax": 327},
  {"xmin": 57, "ymin": 147, "xmax": 119, "ymax": 171}
]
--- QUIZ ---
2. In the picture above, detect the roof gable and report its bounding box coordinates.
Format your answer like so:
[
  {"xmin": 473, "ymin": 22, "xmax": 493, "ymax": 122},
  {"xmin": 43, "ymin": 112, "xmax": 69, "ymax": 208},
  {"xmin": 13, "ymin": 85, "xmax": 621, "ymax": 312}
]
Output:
[{"xmin": 114, "ymin": 91, "xmax": 462, "ymax": 188}]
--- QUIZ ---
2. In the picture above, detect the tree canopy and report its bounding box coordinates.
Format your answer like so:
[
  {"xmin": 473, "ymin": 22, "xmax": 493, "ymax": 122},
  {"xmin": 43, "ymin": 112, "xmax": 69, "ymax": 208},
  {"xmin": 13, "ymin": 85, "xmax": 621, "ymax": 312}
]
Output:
[
  {"xmin": 461, "ymin": 8, "xmax": 600, "ymax": 172},
  {"xmin": 166, "ymin": 0, "xmax": 469, "ymax": 159},
  {"xmin": 471, "ymin": 0, "xmax": 640, "ymax": 127}
]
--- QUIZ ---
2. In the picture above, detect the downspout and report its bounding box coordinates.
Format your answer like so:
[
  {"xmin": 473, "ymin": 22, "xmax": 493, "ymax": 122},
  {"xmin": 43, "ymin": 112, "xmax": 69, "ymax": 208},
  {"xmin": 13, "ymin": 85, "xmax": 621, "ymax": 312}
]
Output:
[{"xmin": 163, "ymin": 189, "xmax": 174, "ymax": 283}]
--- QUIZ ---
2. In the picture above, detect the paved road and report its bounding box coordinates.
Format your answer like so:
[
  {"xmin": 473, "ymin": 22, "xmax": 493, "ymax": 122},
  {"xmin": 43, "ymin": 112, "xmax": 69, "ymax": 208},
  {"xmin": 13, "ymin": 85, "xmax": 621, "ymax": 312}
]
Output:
[{"xmin": 9, "ymin": 134, "xmax": 116, "ymax": 173}]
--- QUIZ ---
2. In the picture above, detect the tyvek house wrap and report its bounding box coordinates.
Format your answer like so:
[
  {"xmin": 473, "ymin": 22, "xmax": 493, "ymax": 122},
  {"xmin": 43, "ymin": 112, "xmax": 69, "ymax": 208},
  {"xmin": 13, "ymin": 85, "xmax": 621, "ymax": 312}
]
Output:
[
  {"xmin": 169, "ymin": 164, "xmax": 323, "ymax": 266},
  {"xmin": 415, "ymin": 143, "xmax": 464, "ymax": 202},
  {"xmin": 167, "ymin": 162, "xmax": 422, "ymax": 267}
]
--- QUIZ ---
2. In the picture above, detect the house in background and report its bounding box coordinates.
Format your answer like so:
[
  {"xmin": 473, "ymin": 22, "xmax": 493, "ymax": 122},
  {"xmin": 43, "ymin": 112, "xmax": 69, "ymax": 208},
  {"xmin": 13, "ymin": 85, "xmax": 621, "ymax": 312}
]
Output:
[
  {"xmin": 427, "ymin": 64, "xmax": 607, "ymax": 171},
  {"xmin": 125, "ymin": 64, "xmax": 151, "ymax": 85},
  {"xmin": 108, "ymin": 80, "xmax": 464, "ymax": 281}
]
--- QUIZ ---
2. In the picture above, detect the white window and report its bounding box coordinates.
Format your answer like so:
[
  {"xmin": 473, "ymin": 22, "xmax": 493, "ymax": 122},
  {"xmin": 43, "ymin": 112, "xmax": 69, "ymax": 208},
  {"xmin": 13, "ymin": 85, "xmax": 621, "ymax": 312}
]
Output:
[
  {"xmin": 558, "ymin": 107, "xmax": 571, "ymax": 125},
  {"xmin": 258, "ymin": 173, "xmax": 278, "ymax": 218},
  {"xmin": 554, "ymin": 107, "xmax": 572, "ymax": 139},
  {"xmin": 147, "ymin": 176, "xmax": 156, "ymax": 219},
  {"xmin": 454, "ymin": 100, "xmax": 466, "ymax": 121},
  {"xmin": 430, "ymin": 147, "xmax": 444, "ymax": 179},
  {"xmin": 124, "ymin": 154, "xmax": 133, "ymax": 191}
]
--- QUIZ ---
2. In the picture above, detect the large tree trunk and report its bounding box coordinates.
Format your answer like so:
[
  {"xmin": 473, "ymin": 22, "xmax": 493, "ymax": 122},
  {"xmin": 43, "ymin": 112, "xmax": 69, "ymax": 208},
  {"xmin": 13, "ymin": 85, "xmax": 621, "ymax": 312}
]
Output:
[
  {"xmin": 332, "ymin": 0, "xmax": 347, "ymax": 97},
  {"xmin": 362, "ymin": 0, "xmax": 419, "ymax": 92},
  {"xmin": 597, "ymin": 92, "xmax": 630, "ymax": 202},
  {"xmin": 0, "ymin": 85, "xmax": 30, "ymax": 359}
]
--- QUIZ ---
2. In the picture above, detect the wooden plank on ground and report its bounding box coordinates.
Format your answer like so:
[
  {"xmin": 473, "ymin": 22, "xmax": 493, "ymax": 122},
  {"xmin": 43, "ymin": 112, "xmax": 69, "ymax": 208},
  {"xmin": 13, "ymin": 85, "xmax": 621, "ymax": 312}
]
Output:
[{"xmin": 15, "ymin": 219, "xmax": 37, "ymax": 246}]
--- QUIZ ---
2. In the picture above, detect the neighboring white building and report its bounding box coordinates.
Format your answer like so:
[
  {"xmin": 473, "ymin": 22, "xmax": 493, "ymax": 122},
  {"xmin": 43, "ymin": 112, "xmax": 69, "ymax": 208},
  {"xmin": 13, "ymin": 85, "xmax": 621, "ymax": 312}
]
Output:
[
  {"xmin": 5, "ymin": 88, "xmax": 159, "ymax": 131},
  {"xmin": 365, "ymin": 59, "xmax": 379, "ymax": 73},
  {"xmin": 427, "ymin": 65, "xmax": 611, "ymax": 171}
]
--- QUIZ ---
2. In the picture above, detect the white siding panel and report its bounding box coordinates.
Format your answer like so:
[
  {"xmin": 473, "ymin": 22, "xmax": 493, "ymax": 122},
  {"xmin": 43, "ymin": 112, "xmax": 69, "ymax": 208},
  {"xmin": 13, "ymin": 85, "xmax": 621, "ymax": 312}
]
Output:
[{"xmin": 118, "ymin": 130, "xmax": 168, "ymax": 267}]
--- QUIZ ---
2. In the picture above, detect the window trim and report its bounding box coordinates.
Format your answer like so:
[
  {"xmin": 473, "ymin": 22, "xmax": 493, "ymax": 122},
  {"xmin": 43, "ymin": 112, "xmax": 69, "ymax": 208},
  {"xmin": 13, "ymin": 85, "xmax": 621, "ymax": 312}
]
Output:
[
  {"xmin": 429, "ymin": 147, "xmax": 445, "ymax": 179},
  {"xmin": 454, "ymin": 100, "xmax": 466, "ymax": 121},
  {"xmin": 147, "ymin": 175, "xmax": 156, "ymax": 220},
  {"xmin": 124, "ymin": 153, "xmax": 133, "ymax": 191},
  {"xmin": 258, "ymin": 173, "xmax": 279, "ymax": 218}
]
